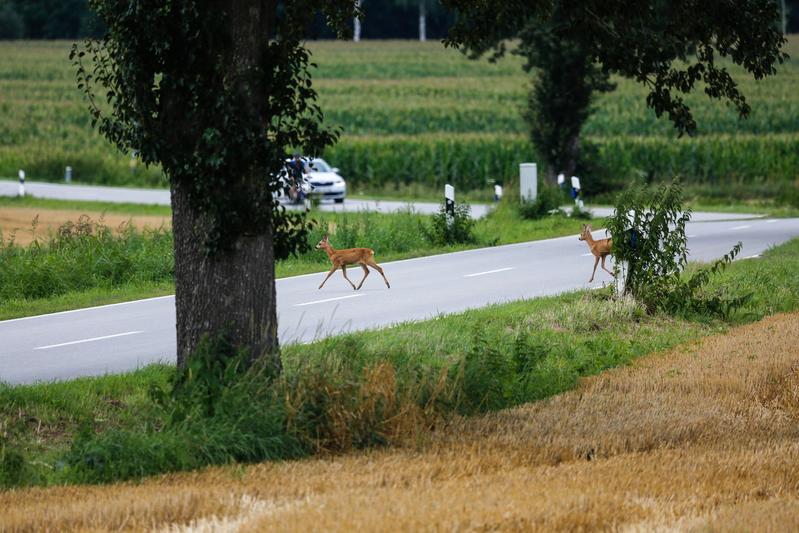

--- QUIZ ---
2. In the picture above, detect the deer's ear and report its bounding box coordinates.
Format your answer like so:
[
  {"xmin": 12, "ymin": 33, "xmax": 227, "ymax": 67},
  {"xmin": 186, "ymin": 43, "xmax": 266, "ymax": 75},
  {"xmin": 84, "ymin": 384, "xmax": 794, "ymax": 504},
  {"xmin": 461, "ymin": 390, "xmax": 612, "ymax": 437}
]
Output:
[{"xmin": 323, "ymin": 233, "xmax": 328, "ymax": 240}]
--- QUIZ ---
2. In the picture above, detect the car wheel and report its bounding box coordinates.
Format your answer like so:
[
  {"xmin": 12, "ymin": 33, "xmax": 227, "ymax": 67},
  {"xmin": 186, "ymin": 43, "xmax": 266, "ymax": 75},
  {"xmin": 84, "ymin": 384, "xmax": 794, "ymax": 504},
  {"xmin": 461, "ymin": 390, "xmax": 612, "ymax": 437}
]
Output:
[{"xmin": 334, "ymin": 198, "xmax": 344, "ymax": 204}]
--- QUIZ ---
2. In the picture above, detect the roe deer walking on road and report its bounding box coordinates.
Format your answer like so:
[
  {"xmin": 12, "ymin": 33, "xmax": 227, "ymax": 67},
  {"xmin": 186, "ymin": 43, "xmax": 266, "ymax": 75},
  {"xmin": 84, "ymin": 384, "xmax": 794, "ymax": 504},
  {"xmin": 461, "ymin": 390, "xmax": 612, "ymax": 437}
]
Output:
[
  {"xmin": 579, "ymin": 224, "xmax": 614, "ymax": 283},
  {"xmin": 316, "ymin": 234, "xmax": 391, "ymax": 290}
]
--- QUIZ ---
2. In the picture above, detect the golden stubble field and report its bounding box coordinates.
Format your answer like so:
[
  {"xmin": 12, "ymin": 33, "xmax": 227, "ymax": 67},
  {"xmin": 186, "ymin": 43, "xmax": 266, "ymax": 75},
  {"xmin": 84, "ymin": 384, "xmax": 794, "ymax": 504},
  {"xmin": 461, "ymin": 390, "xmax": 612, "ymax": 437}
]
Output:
[
  {"xmin": 2, "ymin": 312, "xmax": 798, "ymax": 532},
  {"xmin": 0, "ymin": 207, "xmax": 171, "ymax": 245}
]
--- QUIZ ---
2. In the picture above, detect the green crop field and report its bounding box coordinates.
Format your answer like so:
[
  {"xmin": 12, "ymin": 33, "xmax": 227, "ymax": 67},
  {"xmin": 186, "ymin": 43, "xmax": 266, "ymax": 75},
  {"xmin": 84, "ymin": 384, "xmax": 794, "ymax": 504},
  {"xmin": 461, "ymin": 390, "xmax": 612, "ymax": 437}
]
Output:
[{"xmin": 1, "ymin": 38, "xmax": 797, "ymax": 199}]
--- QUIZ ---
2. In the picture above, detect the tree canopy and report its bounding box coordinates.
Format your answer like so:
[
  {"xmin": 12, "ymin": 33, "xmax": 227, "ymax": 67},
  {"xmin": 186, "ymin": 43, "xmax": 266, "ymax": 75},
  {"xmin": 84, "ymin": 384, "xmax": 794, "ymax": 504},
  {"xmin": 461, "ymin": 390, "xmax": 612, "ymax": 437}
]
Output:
[
  {"xmin": 72, "ymin": 0, "xmax": 360, "ymax": 371},
  {"xmin": 444, "ymin": 0, "xmax": 788, "ymax": 135}
]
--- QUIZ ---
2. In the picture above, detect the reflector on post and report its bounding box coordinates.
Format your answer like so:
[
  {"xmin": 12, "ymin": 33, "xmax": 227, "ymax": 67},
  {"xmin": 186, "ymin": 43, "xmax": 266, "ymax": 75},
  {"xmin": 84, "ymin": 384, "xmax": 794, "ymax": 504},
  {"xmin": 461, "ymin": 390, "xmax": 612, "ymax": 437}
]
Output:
[{"xmin": 444, "ymin": 183, "xmax": 455, "ymax": 227}]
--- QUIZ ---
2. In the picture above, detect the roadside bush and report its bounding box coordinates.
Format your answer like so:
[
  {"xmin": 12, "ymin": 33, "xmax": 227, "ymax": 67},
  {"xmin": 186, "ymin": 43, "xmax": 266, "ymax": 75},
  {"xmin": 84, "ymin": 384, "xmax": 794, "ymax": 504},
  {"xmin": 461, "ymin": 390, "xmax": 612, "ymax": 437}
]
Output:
[
  {"xmin": 0, "ymin": 216, "xmax": 173, "ymax": 302},
  {"xmin": 518, "ymin": 185, "xmax": 564, "ymax": 220},
  {"xmin": 0, "ymin": 442, "xmax": 28, "ymax": 488},
  {"xmin": 427, "ymin": 201, "xmax": 476, "ymax": 245},
  {"xmin": 606, "ymin": 180, "xmax": 748, "ymax": 316}
]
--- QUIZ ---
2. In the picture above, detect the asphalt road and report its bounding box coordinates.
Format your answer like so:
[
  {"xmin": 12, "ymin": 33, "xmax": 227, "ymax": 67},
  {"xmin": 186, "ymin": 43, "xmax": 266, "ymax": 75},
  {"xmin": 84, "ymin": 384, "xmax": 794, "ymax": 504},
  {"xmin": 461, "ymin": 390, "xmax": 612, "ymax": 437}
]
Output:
[
  {"xmin": 1, "ymin": 215, "xmax": 796, "ymax": 385},
  {"xmin": 0, "ymin": 180, "xmax": 490, "ymax": 218}
]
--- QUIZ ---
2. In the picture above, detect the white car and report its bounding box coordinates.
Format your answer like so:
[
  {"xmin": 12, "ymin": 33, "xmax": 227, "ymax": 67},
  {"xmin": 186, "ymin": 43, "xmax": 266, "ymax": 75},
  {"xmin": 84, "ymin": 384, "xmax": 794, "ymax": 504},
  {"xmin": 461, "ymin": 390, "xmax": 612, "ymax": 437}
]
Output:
[{"xmin": 305, "ymin": 157, "xmax": 346, "ymax": 203}]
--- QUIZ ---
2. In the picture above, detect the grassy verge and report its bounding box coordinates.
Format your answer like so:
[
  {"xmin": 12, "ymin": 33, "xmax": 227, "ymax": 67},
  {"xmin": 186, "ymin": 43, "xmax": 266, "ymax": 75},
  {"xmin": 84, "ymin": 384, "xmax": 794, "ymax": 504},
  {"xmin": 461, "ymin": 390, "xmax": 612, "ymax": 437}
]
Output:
[
  {"xmin": 5, "ymin": 312, "xmax": 796, "ymax": 530},
  {"xmin": 0, "ymin": 195, "xmax": 172, "ymax": 216},
  {"xmin": 1, "ymin": 237, "xmax": 797, "ymax": 487}
]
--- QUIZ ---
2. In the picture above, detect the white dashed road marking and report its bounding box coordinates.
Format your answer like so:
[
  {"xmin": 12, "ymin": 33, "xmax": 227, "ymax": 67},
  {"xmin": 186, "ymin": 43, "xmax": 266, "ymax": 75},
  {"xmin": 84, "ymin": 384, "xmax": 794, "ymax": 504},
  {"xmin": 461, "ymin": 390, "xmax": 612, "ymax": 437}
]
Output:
[
  {"xmin": 35, "ymin": 331, "xmax": 143, "ymax": 350},
  {"xmin": 294, "ymin": 294, "xmax": 364, "ymax": 307},
  {"xmin": 464, "ymin": 267, "xmax": 514, "ymax": 278},
  {"xmin": 731, "ymin": 225, "xmax": 751, "ymax": 230}
]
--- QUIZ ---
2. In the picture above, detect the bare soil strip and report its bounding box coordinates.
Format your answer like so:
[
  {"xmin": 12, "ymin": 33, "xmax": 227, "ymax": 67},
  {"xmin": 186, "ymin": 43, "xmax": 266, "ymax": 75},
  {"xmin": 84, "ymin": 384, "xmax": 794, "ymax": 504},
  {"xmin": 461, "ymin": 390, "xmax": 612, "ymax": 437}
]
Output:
[
  {"xmin": 0, "ymin": 207, "xmax": 170, "ymax": 245},
  {"xmin": 2, "ymin": 312, "xmax": 798, "ymax": 532}
]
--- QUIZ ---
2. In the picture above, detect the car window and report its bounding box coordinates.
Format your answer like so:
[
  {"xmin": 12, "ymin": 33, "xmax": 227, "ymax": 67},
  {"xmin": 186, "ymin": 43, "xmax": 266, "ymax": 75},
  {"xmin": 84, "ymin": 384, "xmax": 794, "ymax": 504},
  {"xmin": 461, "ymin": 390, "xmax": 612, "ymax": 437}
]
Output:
[{"xmin": 310, "ymin": 158, "xmax": 330, "ymax": 172}]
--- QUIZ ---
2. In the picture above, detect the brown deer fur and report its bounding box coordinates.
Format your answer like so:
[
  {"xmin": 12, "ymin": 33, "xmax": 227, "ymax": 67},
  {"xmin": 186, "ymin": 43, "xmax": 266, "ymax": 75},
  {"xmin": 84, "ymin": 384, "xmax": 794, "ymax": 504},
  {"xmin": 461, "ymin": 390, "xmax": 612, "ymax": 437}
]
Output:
[
  {"xmin": 579, "ymin": 224, "xmax": 614, "ymax": 283},
  {"xmin": 315, "ymin": 234, "xmax": 390, "ymax": 290}
]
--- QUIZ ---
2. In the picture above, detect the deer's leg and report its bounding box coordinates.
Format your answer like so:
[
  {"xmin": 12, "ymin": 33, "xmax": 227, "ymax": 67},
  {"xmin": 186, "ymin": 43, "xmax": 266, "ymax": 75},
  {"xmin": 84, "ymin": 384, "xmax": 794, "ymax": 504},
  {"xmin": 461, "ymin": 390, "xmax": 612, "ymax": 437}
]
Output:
[
  {"xmin": 355, "ymin": 263, "xmax": 370, "ymax": 290},
  {"xmin": 341, "ymin": 265, "xmax": 357, "ymax": 290},
  {"xmin": 601, "ymin": 255, "xmax": 614, "ymax": 276},
  {"xmin": 589, "ymin": 255, "xmax": 599, "ymax": 283},
  {"xmin": 319, "ymin": 266, "xmax": 338, "ymax": 289},
  {"xmin": 366, "ymin": 259, "xmax": 390, "ymax": 289}
]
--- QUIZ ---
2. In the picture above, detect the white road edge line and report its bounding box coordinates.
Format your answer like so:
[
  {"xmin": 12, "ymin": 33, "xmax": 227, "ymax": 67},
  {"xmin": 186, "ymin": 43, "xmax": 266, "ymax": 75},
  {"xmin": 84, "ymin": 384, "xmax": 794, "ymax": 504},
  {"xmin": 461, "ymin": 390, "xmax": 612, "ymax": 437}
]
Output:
[
  {"xmin": 731, "ymin": 225, "xmax": 751, "ymax": 230},
  {"xmin": 294, "ymin": 294, "xmax": 364, "ymax": 307},
  {"xmin": 581, "ymin": 253, "xmax": 594, "ymax": 257},
  {"xmin": 0, "ymin": 295, "xmax": 175, "ymax": 325},
  {"xmin": 34, "ymin": 331, "xmax": 143, "ymax": 350},
  {"xmin": 742, "ymin": 254, "xmax": 761, "ymax": 260},
  {"xmin": 464, "ymin": 267, "xmax": 514, "ymax": 278}
]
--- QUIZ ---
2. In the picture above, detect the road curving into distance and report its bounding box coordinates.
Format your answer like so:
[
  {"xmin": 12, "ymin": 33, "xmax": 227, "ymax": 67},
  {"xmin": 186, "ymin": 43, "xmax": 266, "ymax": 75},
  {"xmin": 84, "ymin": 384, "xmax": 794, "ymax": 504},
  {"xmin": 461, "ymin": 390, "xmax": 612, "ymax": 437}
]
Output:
[
  {"xmin": 1, "ymin": 213, "xmax": 797, "ymax": 385},
  {"xmin": 0, "ymin": 179, "xmax": 491, "ymax": 218}
]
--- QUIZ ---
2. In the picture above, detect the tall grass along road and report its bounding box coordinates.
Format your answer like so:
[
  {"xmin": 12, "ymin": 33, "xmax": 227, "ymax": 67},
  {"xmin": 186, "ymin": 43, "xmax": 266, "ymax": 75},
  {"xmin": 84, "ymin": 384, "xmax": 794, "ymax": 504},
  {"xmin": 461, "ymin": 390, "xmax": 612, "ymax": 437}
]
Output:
[
  {"xmin": 1, "ymin": 216, "xmax": 797, "ymax": 384},
  {"xmin": 2, "ymin": 310, "xmax": 798, "ymax": 530}
]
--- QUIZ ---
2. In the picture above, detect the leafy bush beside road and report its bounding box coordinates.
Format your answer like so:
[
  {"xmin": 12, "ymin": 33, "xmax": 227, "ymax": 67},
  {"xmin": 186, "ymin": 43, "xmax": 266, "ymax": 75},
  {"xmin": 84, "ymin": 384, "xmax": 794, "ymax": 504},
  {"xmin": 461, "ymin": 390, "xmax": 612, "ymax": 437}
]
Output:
[{"xmin": 0, "ymin": 215, "xmax": 173, "ymax": 302}]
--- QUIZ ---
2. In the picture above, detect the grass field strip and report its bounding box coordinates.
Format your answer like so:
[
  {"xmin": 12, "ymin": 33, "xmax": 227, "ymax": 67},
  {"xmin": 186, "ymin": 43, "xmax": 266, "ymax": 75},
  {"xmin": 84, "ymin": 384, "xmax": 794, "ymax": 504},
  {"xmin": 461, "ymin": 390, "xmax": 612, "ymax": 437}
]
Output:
[{"xmin": 34, "ymin": 330, "xmax": 143, "ymax": 350}]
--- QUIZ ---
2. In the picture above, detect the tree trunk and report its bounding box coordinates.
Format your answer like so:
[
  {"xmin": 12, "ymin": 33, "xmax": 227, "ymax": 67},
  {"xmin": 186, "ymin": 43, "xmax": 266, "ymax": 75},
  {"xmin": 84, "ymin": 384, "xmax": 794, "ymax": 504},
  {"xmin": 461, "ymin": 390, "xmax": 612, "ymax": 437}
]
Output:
[
  {"xmin": 171, "ymin": 179, "xmax": 280, "ymax": 372},
  {"xmin": 560, "ymin": 133, "xmax": 580, "ymax": 183},
  {"xmin": 418, "ymin": 2, "xmax": 426, "ymax": 42},
  {"xmin": 171, "ymin": 0, "xmax": 281, "ymax": 374},
  {"xmin": 354, "ymin": 0, "xmax": 362, "ymax": 41}
]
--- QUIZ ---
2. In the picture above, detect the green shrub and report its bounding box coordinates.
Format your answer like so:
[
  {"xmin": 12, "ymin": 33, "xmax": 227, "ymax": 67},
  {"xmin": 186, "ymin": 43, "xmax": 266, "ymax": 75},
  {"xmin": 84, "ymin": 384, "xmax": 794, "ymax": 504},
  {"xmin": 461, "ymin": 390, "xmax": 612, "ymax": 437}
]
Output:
[
  {"xmin": 518, "ymin": 185, "xmax": 565, "ymax": 220},
  {"xmin": 606, "ymin": 180, "xmax": 748, "ymax": 317},
  {"xmin": 0, "ymin": 216, "xmax": 173, "ymax": 302},
  {"xmin": 427, "ymin": 201, "xmax": 476, "ymax": 246}
]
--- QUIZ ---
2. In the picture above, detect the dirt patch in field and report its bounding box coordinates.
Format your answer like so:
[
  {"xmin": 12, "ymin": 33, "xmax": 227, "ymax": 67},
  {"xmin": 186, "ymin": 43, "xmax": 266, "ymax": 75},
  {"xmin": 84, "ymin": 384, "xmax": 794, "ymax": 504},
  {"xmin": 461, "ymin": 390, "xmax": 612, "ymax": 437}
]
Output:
[
  {"xmin": 2, "ymin": 313, "xmax": 799, "ymax": 532},
  {"xmin": 0, "ymin": 206, "xmax": 171, "ymax": 245}
]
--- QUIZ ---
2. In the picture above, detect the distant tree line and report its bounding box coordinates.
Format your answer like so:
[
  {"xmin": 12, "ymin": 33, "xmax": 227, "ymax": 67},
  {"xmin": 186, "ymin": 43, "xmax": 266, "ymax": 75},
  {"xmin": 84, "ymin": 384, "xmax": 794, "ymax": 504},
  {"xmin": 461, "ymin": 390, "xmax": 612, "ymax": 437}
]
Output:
[
  {"xmin": 0, "ymin": 0, "xmax": 104, "ymax": 39},
  {"xmin": 0, "ymin": 0, "xmax": 456, "ymax": 40}
]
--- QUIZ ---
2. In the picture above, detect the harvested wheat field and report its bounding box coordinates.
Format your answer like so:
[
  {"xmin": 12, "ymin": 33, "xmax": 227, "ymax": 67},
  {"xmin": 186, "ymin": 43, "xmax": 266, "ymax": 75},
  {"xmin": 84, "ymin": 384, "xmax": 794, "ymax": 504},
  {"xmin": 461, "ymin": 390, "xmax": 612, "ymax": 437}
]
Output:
[
  {"xmin": 0, "ymin": 206, "xmax": 171, "ymax": 245},
  {"xmin": 3, "ymin": 312, "xmax": 799, "ymax": 532}
]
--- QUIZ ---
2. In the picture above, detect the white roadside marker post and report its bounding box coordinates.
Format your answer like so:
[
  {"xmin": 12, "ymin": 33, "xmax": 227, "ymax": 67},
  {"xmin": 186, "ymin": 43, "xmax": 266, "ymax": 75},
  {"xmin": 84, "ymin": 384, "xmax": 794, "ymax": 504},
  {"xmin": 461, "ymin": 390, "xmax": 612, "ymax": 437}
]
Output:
[
  {"xmin": 17, "ymin": 169, "xmax": 25, "ymax": 197},
  {"xmin": 445, "ymin": 183, "xmax": 455, "ymax": 228},
  {"xmin": 519, "ymin": 163, "xmax": 537, "ymax": 203},
  {"xmin": 571, "ymin": 175, "xmax": 583, "ymax": 209},
  {"xmin": 65, "ymin": 166, "xmax": 72, "ymax": 183},
  {"xmin": 493, "ymin": 183, "xmax": 503, "ymax": 202}
]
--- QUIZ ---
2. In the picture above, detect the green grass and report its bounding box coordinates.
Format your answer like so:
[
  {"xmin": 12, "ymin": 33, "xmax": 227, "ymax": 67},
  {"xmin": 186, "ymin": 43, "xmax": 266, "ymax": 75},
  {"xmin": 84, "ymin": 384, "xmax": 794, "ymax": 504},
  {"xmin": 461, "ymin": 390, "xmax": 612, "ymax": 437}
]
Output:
[
  {"xmin": 1, "ymin": 38, "xmax": 797, "ymax": 199},
  {"xmin": 0, "ymin": 195, "xmax": 172, "ymax": 216},
  {"xmin": 0, "ymin": 282, "xmax": 174, "ymax": 322},
  {"xmin": 2, "ymin": 236, "xmax": 797, "ymax": 487}
]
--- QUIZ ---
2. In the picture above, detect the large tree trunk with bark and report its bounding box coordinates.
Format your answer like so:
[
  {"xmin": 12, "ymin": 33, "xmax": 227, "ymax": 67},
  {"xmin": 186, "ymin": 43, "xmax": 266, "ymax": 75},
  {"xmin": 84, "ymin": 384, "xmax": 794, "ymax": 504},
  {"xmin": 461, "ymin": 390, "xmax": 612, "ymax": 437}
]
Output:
[
  {"xmin": 171, "ymin": 179, "xmax": 280, "ymax": 372},
  {"xmin": 171, "ymin": 0, "xmax": 281, "ymax": 373},
  {"xmin": 354, "ymin": 0, "xmax": 362, "ymax": 41},
  {"xmin": 418, "ymin": 2, "xmax": 426, "ymax": 42}
]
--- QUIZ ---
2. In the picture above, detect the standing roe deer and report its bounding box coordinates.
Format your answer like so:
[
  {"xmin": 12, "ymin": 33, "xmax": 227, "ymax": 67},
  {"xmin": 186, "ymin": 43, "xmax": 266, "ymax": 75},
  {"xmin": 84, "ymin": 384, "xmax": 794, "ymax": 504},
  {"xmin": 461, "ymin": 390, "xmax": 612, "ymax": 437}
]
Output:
[
  {"xmin": 315, "ymin": 234, "xmax": 391, "ymax": 290},
  {"xmin": 579, "ymin": 224, "xmax": 614, "ymax": 283}
]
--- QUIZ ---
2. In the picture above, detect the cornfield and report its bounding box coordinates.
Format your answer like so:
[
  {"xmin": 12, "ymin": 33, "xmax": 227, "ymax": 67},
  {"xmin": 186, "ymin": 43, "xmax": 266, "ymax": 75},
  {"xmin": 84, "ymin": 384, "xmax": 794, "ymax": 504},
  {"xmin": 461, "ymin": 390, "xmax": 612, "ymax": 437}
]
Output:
[{"xmin": 1, "ymin": 38, "xmax": 797, "ymax": 194}]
